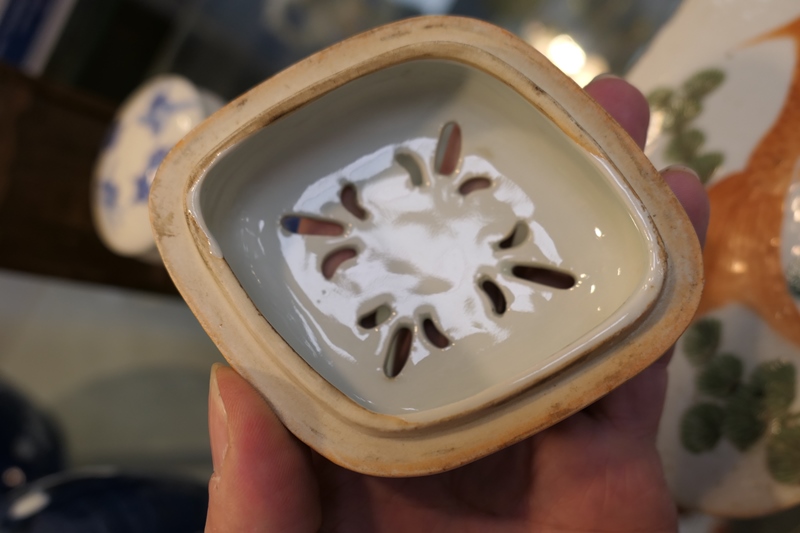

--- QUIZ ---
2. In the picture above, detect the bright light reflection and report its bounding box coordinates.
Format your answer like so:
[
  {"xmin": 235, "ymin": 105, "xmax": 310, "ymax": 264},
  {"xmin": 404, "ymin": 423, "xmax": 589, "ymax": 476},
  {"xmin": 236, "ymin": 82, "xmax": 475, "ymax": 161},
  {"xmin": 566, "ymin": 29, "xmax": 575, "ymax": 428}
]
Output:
[
  {"xmin": 731, "ymin": 260, "xmax": 748, "ymax": 273},
  {"xmin": 547, "ymin": 34, "xmax": 586, "ymax": 75},
  {"xmin": 176, "ymin": 115, "xmax": 193, "ymax": 132},
  {"xmin": 647, "ymin": 110, "xmax": 665, "ymax": 150},
  {"xmin": 524, "ymin": 23, "xmax": 609, "ymax": 87}
]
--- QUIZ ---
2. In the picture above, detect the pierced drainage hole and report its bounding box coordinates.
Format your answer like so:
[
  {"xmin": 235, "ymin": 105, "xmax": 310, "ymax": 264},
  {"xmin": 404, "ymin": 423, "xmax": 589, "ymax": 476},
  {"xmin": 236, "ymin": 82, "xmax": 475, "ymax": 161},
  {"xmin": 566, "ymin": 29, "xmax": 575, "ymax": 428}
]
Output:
[
  {"xmin": 385, "ymin": 327, "xmax": 413, "ymax": 378},
  {"xmin": 459, "ymin": 177, "xmax": 492, "ymax": 196},
  {"xmin": 498, "ymin": 221, "xmax": 530, "ymax": 249},
  {"xmin": 422, "ymin": 318, "xmax": 450, "ymax": 348},
  {"xmin": 395, "ymin": 152, "xmax": 425, "ymax": 187},
  {"xmin": 480, "ymin": 279, "xmax": 507, "ymax": 315},
  {"xmin": 322, "ymin": 248, "xmax": 357, "ymax": 279},
  {"xmin": 281, "ymin": 216, "xmax": 343, "ymax": 236},
  {"xmin": 340, "ymin": 184, "xmax": 367, "ymax": 220},
  {"xmin": 358, "ymin": 305, "xmax": 392, "ymax": 329},
  {"xmin": 512, "ymin": 265, "xmax": 576, "ymax": 289},
  {"xmin": 435, "ymin": 121, "xmax": 462, "ymax": 176}
]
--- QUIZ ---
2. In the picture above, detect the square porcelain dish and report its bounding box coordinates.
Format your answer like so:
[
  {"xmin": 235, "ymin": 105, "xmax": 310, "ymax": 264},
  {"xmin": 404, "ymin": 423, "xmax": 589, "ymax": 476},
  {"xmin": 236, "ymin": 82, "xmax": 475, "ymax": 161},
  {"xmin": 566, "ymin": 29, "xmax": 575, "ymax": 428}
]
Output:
[{"xmin": 149, "ymin": 16, "xmax": 703, "ymax": 476}]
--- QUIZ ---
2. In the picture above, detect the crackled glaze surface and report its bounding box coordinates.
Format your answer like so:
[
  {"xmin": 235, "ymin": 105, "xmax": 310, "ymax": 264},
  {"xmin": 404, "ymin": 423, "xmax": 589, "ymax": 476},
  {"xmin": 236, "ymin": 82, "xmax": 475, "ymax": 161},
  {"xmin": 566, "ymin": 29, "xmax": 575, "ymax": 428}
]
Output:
[{"xmin": 193, "ymin": 60, "xmax": 662, "ymax": 415}]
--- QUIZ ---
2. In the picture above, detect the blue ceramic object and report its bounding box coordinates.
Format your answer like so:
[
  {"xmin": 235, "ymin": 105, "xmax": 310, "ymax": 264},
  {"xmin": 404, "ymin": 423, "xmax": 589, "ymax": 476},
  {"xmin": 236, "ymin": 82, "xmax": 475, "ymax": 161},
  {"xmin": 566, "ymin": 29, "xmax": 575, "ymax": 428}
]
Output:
[
  {"xmin": 0, "ymin": 471, "xmax": 207, "ymax": 533},
  {"xmin": 0, "ymin": 381, "xmax": 62, "ymax": 494}
]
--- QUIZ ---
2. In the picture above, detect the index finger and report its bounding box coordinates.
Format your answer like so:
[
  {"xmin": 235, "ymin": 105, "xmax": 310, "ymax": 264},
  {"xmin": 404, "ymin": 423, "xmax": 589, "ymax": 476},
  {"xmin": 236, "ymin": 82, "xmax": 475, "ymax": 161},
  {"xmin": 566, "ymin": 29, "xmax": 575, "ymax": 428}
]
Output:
[{"xmin": 584, "ymin": 75, "xmax": 651, "ymax": 149}]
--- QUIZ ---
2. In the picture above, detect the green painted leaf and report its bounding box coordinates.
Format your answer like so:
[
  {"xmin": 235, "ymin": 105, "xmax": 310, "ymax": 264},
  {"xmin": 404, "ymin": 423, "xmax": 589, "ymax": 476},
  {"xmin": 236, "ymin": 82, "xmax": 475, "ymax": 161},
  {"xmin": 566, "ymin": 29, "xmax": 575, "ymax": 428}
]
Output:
[
  {"xmin": 767, "ymin": 421, "xmax": 800, "ymax": 484},
  {"xmin": 682, "ymin": 129, "xmax": 706, "ymax": 152},
  {"xmin": 666, "ymin": 128, "xmax": 705, "ymax": 162},
  {"xmin": 722, "ymin": 385, "xmax": 767, "ymax": 451},
  {"xmin": 690, "ymin": 152, "xmax": 724, "ymax": 184},
  {"xmin": 751, "ymin": 361, "xmax": 796, "ymax": 416},
  {"xmin": 675, "ymin": 98, "xmax": 702, "ymax": 124},
  {"xmin": 648, "ymin": 88, "xmax": 674, "ymax": 110},
  {"xmin": 683, "ymin": 69, "xmax": 726, "ymax": 99},
  {"xmin": 661, "ymin": 111, "xmax": 679, "ymax": 135},
  {"xmin": 681, "ymin": 403, "xmax": 725, "ymax": 453},
  {"xmin": 696, "ymin": 354, "xmax": 743, "ymax": 398},
  {"xmin": 662, "ymin": 97, "xmax": 687, "ymax": 135},
  {"xmin": 665, "ymin": 138, "xmax": 683, "ymax": 162},
  {"xmin": 683, "ymin": 318, "xmax": 722, "ymax": 366}
]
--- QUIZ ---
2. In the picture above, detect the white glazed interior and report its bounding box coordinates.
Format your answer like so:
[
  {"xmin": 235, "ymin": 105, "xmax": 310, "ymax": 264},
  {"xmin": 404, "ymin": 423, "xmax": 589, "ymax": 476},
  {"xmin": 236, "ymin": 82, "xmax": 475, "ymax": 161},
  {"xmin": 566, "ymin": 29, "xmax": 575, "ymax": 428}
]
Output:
[{"xmin": 192, "ymin": 60, "xmax": 663, "ymax": 416}]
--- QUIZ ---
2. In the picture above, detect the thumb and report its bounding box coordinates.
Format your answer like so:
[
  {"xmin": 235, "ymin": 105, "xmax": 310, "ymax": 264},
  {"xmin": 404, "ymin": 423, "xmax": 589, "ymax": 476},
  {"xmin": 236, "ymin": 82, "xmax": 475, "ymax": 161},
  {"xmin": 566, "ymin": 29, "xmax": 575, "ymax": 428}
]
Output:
[{"xmin": 205, "ymin": 364, "xmax": 320, "ymax": 532}]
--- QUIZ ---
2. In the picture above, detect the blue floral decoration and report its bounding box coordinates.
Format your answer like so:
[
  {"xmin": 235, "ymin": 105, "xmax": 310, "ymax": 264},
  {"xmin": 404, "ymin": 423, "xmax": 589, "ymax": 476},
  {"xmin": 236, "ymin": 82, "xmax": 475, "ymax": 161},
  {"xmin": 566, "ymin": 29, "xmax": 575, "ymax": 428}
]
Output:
[
  {"xmin": 134, "ymin": 147, "xmax": 170, "ymax": 203},
  {"xmin": 138, "ymin": 92, "xmax": 194, "ymax": 135},
  {"xmin": 100, "ymin": 180, "xmax": 119, "ymax": 210}
]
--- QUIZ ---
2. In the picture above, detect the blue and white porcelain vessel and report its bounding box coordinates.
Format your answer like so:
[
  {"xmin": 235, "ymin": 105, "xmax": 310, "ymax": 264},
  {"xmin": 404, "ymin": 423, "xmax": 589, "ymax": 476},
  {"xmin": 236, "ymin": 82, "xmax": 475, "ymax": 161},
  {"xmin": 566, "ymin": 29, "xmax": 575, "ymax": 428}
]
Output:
[{"xmin": 92, "ymin": 75, "xmax": 223, "ymax": 263}]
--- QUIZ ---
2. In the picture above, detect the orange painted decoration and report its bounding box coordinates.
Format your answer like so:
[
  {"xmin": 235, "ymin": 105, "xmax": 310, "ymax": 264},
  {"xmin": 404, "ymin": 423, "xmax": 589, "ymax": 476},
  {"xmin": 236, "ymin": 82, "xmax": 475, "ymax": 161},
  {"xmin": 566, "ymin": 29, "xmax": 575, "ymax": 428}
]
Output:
[{"xmin": 698, "ymin": 17, "xmax": 800, "ymax": 347}]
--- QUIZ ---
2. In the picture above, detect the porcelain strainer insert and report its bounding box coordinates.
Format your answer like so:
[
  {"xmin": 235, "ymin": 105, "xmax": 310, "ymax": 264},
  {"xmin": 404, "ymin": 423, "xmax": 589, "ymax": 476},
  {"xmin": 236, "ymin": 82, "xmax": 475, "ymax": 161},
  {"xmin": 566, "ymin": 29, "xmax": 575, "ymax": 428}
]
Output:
[{"xmin": 150, "ymin": 17, "xmax": 703, "ymax": 476}]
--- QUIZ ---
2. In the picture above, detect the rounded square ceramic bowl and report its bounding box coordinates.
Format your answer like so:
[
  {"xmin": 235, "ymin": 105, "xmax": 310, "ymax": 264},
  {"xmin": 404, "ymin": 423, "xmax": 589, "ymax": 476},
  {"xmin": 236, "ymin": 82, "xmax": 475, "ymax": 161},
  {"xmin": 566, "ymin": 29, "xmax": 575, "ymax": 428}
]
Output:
[{"xmin": 149, "ymin": 16, "xmax": 703, "ymax": 476}]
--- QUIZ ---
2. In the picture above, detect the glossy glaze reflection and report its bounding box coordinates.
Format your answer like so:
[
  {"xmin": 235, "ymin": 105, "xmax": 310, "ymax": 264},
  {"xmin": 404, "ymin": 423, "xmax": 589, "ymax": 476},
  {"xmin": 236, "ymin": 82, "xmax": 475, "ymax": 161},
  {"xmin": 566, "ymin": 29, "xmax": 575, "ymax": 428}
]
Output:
[{"xmin": 194, "ymin": 60, "xmax": 663, "ymax": 415}]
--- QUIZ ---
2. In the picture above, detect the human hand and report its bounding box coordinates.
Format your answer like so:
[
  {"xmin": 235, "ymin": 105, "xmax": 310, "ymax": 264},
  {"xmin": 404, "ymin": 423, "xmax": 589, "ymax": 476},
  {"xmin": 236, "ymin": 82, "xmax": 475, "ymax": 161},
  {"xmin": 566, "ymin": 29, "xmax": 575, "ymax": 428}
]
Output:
[{"xmin": 204, "ymin": 75, "xmax": 710, "ymax": 533}]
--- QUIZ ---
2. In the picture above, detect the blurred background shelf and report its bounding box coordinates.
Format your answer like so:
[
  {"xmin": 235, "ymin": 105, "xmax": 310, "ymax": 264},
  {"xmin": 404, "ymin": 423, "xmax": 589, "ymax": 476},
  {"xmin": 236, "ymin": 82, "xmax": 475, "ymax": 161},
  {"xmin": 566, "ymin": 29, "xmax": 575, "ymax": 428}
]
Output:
[{"xmin": 0, "ymin": 64, "xmax": 177, "ymax": 294}]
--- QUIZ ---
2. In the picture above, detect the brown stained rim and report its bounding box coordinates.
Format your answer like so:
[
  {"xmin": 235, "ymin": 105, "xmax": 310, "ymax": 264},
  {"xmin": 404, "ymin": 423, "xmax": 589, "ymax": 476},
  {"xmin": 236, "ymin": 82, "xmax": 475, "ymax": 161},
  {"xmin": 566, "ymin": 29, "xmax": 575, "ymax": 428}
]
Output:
[{"xmin": 151, "ymin": 15, "xmax": 702, "ymax": 477}]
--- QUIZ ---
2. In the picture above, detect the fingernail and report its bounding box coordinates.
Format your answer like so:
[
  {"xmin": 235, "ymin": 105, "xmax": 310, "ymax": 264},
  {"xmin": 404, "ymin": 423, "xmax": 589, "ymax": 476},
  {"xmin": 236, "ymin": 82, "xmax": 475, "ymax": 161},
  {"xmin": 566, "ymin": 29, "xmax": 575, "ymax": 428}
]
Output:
[
  {"xmin": 209, "ymin": 363, "xmax": 229, "ymax": 474},
  {"xmin": 661, "ymin": 164, "xmax": 701, "ymax": 182},
  {"xmin": 592, "ymin": 73, "xmax": 622, "ymax": 82}
]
